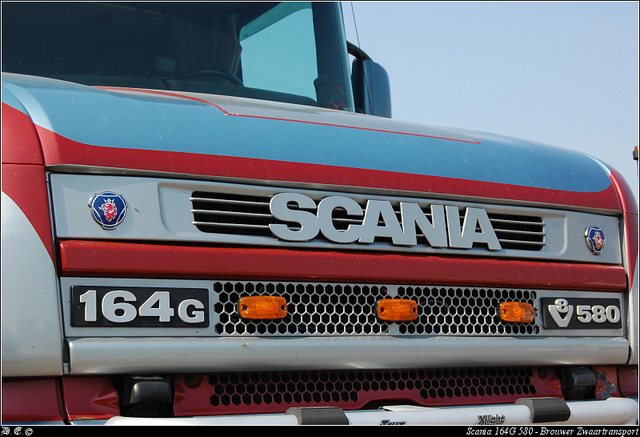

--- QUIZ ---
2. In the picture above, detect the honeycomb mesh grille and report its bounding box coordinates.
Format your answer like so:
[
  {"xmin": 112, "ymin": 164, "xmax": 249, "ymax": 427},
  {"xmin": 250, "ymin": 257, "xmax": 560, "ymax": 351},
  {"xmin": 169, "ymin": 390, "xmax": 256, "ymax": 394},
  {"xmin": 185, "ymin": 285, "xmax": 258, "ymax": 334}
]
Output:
[
  {"xmin": 173, "ymin": 367, "xmax": 561, "ymax": 417},
  {"xmin": 208, "ymin": 367, "xmax": 537, "ymax": 408},
  {"xmin": 212, "ymin": 281, "xmax": 539, "ymax": 336},
  {"xmin": 396, "ymin": 286, "xmax": 538, "ymax": 335}
]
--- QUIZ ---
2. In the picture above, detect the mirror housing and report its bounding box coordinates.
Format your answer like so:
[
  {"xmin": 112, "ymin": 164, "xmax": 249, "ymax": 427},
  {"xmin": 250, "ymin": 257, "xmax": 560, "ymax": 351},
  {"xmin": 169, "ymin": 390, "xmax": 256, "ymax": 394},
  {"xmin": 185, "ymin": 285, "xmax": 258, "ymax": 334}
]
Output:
[{"xmin": 349, "ymin": 43, "xmax": 392, "ymax": 118}]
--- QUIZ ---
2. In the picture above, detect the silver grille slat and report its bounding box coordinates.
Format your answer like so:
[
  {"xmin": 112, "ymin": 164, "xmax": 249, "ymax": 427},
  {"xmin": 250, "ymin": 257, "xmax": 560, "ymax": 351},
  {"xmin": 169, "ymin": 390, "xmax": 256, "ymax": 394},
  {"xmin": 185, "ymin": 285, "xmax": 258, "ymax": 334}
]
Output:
[
  {"xmin": 189, "ymin": 197, "xmax": 269, "ymax": 207},
  {"xmin": 493, "ymin": 229, "xmax": 546, "ymax": 236},
  {"xmin": 497, "ymin": 240, "xmax": 545, "ymax": 247},
  {"xmin": 491, "ymin": 218, "xmax": 544, "ymax": 226},
  {"xmin": 193, "ymin": 221, "xmax": 270, "ymax": 230},
  {"xmin": 191, "ymin": 209, "xmax": 273, "ymax": 218}
]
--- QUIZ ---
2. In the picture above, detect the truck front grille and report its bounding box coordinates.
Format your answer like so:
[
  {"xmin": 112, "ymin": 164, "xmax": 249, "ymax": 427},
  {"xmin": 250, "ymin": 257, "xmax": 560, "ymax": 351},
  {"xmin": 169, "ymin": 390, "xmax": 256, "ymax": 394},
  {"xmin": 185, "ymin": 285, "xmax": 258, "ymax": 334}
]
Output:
[
  {"xmin": 190, "ymin": 190, "xmax": 546, "ymax": 251},
  {"xmin": 213, "ymin": 281, "xmax": 539, "ymax": 337},
  {"xmin": 173, "ymin": 366, "xmax": 562, "ymax": 417}
]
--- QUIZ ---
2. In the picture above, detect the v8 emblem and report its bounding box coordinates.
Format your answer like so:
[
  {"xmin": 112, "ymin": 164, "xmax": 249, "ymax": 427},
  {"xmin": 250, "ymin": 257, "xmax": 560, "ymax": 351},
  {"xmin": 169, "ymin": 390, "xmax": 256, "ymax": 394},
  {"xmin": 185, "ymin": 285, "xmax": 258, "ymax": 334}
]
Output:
[{"xmin": 548, "ymin": 298, "xmax": 573, "ymax": 327}]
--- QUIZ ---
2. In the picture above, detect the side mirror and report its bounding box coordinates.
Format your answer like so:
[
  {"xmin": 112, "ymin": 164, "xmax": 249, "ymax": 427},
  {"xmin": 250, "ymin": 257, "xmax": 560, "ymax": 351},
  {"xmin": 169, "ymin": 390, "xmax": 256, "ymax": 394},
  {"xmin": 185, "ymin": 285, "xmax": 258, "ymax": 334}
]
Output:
[{"xmin": 349, "ymin": 43, "xmax": 392, "ymax": 118}]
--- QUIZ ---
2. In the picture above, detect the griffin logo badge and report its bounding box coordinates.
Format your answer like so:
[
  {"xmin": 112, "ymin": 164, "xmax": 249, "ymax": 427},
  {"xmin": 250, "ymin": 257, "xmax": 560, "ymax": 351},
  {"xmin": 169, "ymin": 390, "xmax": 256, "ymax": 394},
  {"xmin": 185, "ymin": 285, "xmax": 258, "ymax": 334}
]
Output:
[
  {"xmin": 89, "ymin": 192, "xmax": 128, "ymax": 230},
  {"xmin": 585, "ymin": 226, "xmax": 605, "ymax": 255}
]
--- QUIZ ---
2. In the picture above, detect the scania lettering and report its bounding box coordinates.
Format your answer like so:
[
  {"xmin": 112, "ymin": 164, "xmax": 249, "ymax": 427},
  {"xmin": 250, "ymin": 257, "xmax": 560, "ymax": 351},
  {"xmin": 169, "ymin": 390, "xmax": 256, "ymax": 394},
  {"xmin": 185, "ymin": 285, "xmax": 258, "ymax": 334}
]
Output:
[
  {"xmin": 2, "ymin": 2, "xmax": 638, "ymax": 426},
  {"xmin": 269, "ymin": 192, "xmax": 501, "ymax": 250}
]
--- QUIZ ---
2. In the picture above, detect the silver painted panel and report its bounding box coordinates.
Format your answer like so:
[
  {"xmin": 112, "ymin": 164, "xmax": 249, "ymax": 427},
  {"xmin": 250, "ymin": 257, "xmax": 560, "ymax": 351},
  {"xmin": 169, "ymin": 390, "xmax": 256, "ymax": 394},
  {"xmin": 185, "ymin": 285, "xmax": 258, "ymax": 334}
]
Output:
[
  {"xmin": 61, "ymin": 276, "xmax": 629, "ymax": 373},
  {"xmin": 67, "ymin": 336, "xmax": 630, "ymax": 375},
  {"xmin": 49, "ymin": 174, "xmax": 622, "ymax": 264},
  {"xmin": 1, "ymin": 193, "xmax": 65, "ymax": 377}
]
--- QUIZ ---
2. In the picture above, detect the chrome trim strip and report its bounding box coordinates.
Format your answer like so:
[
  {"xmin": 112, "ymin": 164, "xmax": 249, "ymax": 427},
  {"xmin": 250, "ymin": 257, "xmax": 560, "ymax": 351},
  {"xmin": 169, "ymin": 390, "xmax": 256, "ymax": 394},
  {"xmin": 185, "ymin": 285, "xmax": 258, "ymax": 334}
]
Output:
[{"xmin": 67, "ymin": 336, "xmax": 630, "ymax": 374}]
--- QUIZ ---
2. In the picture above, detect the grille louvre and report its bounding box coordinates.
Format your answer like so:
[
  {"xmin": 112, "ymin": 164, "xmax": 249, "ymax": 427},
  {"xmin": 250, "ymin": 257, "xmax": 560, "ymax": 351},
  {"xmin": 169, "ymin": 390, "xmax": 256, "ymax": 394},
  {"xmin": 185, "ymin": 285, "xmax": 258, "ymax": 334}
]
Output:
[
  {"xmin": 191, "ymin": 190, "xmax": 546, "ymax": 251},
  {"xmin": 191, "ymin": 191, "xmax": 272, "ymax": 236}
]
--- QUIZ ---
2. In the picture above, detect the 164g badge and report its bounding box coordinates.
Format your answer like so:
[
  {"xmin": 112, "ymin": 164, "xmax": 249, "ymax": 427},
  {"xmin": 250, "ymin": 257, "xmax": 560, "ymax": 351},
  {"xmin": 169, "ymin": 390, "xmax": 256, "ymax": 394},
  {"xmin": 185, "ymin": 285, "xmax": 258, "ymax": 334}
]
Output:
[
  {"xmin": 71, "ymin": 286, "xmax": 209, "ymax": 327},
  {"xmin": 542, "ymin": 297, "xmax": 622, "ymax": 330}
]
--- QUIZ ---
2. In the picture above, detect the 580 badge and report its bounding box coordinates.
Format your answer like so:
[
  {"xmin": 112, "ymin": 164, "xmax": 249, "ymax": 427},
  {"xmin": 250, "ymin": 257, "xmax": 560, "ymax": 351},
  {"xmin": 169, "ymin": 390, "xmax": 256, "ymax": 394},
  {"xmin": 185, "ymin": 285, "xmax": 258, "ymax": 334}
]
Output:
[
  {"xmin": 542, "ymin": 297, "xmax": 622, "ymax": 330},
  {"xmin": 71, "ymin": 286, "xmax": 209, "ymax": 327}
]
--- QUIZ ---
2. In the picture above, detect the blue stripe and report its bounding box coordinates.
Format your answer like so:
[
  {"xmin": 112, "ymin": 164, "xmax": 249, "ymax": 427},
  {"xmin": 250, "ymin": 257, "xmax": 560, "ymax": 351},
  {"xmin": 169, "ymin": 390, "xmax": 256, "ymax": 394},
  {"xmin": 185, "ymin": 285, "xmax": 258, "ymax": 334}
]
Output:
[{"xmin": 2, "ymin": 73, "xmax": 612, "ymax": 193}]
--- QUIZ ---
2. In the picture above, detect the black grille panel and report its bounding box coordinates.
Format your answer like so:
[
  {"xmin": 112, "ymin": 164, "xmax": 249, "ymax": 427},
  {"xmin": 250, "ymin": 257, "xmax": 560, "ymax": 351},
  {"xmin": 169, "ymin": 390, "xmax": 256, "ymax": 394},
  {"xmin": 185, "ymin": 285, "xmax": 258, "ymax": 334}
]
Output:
[
  {"xmin": 207, "ymin": 367, "xmax": 538, "ymax": 407},
  {"xmin": 212, "ymin": 281, "xmax": 539, "ymax": 337},
  {"xmin": 173, "ymin": 366, "xmax": 563, "ymax": 417}
]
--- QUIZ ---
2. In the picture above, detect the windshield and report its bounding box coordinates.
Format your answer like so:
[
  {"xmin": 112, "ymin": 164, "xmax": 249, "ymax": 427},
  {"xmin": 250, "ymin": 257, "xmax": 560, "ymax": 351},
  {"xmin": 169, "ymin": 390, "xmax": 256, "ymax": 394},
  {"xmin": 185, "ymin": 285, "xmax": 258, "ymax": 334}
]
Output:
[{"xmin": 2, "ymin": 2, "xmax": 354, "ymax": 111}]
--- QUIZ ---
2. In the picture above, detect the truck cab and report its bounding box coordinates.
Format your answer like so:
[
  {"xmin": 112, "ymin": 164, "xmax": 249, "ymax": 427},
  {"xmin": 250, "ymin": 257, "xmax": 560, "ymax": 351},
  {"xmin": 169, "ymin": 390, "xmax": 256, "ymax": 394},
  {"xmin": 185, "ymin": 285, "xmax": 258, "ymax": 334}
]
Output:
[{"xmin": 2, "ymin": 2, "xmax": 638, "ymax": 425}]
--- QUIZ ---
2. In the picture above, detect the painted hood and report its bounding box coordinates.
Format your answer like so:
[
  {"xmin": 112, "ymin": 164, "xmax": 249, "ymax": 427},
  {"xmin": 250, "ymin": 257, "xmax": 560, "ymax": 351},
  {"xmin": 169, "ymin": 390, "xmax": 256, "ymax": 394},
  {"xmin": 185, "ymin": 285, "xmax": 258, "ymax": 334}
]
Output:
[{"xmin": 1, "ymin": 73, "xmax": 620, "ymax": 210}]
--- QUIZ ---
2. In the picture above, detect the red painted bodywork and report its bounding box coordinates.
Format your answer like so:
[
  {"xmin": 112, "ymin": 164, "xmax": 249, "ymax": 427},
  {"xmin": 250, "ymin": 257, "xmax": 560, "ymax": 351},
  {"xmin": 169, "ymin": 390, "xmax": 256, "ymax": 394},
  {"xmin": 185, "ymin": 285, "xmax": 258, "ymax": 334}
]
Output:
[
  {"xmin": 59, "ymin": 240, "xmax": 628, "ymax": 291},
  {"xmin": 1, "ymin": 102, "xmax": 44, "ymax": 165},
  {"xmin": 33, "ymin": 120, "xmax": 623, "ymax": 211},
  {"xmin": 617, "ymin": 366, "xmax": 639, "ymax": 398},
  {"xmin": 1, "ymin": 378, "xmax": 65, "ymax": 423},
  {"xmin": 1, "ymin": 377, "xmax": 121, "ymax": 423},
  {"xmin": 0, "ymin": 100, "xmax": 617, "ymax": 212},
  {"xmin": 60, "ymin": 376, "xmax": 120, "ymax": 422},
  {"xmin": 593, "ymin": 365, "xmax": 640, "ymax": 400},
  {"xmin": 593, "ymin": 366, "xmax": 622, "ymax": 399},
  {"xmin": 609, "ymin": 167, "xmax": 639, "ymax": 288},
  {"xmin": 1, "ymin": 103, "xmax": 55, "ymax": 263}
]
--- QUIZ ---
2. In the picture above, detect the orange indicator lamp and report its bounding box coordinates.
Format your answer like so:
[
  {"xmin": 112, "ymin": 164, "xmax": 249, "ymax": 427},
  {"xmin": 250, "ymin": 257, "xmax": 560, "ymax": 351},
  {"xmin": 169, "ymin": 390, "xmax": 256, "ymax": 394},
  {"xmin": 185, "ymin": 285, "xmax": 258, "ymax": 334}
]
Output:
[
  {"xmin": 239, "ymin": 296, "xmax": 287, "ymax": 320},
  {"xmin": 377, "ymin": 299, "xmax": 418, "ymax": 322},
  {"xmin": 499, "ymin": 302, "xmax": 535, "ymax": 323}
]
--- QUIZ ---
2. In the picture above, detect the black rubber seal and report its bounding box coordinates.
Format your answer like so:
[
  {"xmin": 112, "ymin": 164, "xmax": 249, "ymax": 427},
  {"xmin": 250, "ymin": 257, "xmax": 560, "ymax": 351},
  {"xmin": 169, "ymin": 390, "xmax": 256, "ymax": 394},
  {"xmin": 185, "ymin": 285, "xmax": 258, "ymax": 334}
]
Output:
[
  {"xmin": 285, "ymin": 406, "xmax": 350, "ymax": 425},
  {"xmin": 515, "ymin": 397, "xmax": 571, "ymax": 423}
]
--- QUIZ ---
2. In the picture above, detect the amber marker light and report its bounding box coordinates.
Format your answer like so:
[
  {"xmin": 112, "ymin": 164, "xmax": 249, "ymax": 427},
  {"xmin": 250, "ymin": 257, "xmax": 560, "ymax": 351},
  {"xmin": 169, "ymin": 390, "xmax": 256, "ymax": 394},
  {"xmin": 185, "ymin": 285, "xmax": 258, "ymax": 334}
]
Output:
[
  {"xmin": 500, "ymin": 302, "xmax": 535, "ymax": 323},
  {"xmin": 239, "ymin": 296, "xmax": 287, "ymax": 320},
  {"xmin": 377, "ymin": 299, "xmax": 418, "ymax": 322}
]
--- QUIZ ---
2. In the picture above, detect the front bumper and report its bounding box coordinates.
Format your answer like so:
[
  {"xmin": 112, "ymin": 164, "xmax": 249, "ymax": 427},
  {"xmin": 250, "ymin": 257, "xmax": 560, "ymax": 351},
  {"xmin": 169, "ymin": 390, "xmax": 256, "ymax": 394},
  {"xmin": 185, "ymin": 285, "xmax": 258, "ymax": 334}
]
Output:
[{"xmin": 97, "ymin": 397, "xmax": 638, "ymax": 426}]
